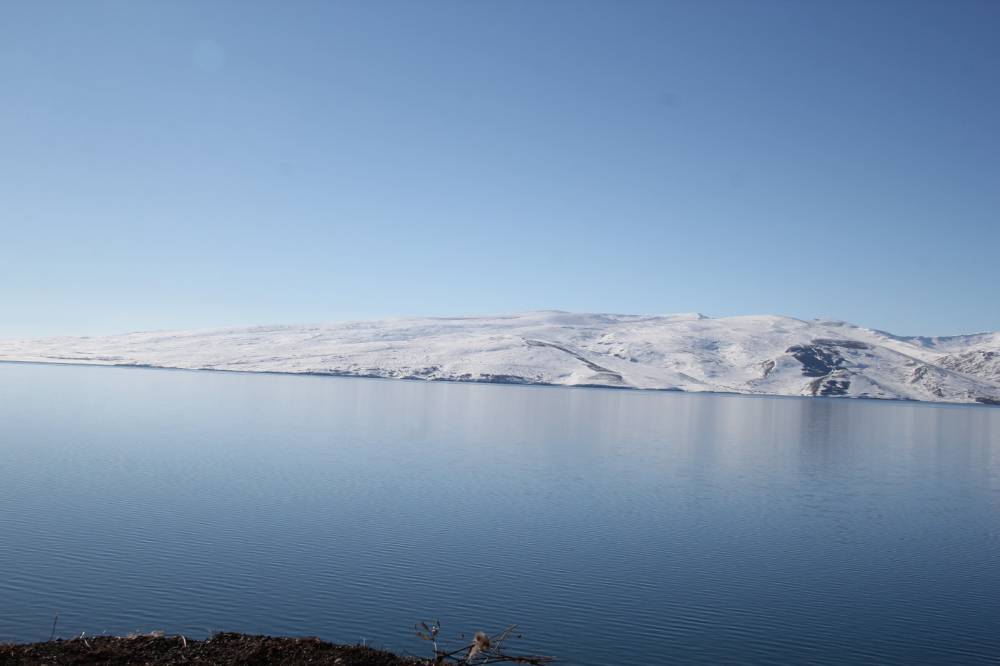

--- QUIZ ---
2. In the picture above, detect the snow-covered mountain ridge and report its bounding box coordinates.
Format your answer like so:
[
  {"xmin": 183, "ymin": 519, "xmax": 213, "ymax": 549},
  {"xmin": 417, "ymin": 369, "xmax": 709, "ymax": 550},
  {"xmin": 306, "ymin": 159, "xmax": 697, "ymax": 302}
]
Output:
[{"xmin": 2, "ymin": 311, "xmax": 999, "ymax": 405}]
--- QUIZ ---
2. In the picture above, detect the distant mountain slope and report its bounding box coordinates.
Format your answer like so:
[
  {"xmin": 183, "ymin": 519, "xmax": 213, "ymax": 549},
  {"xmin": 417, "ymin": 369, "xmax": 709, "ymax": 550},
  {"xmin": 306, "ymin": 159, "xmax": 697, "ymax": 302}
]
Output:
[{"xmin": 2, "ymin": 311, "xmax": 998, "ymax": 405}]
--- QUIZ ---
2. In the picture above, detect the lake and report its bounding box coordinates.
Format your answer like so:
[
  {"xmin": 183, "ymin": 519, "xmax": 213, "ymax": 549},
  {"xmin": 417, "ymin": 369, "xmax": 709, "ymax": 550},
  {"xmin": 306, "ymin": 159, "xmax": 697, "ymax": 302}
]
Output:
[{"xmin": 1, "ymin": 362, "xmax": 998, "ymax": 664}]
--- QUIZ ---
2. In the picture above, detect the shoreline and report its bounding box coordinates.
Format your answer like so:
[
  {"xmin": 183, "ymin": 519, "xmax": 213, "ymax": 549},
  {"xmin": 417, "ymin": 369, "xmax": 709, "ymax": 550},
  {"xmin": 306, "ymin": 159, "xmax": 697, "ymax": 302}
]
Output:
[
  {"xmin": 0, "ymin": 632, "xmax": 423, "ymax": 665},
  {"xmin": 1, "ymin": 357, "xmax": 996, "ymax": 409}
]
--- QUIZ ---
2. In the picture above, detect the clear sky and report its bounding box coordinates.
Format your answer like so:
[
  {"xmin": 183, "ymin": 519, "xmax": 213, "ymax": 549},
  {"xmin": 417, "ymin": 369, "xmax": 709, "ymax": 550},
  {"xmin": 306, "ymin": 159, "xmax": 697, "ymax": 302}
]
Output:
[{"xmin": 2, "ymin": 0, "xmax": 998, "ymax": 338}]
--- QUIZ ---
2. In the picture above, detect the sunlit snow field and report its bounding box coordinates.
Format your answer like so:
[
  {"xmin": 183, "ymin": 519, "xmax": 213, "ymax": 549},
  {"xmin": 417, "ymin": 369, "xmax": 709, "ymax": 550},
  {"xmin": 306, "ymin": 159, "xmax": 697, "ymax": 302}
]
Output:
[{"xmin": 3, "ymin": 311, "xmax": 999, "ymax": 404}]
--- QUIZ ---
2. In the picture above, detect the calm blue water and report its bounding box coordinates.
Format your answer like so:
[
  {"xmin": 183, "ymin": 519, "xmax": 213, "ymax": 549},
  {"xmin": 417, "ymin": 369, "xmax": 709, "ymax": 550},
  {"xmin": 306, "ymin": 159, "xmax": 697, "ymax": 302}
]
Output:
[{"xmin": 1, "ymin": 362, "xmax": 999, "ymax": 664}]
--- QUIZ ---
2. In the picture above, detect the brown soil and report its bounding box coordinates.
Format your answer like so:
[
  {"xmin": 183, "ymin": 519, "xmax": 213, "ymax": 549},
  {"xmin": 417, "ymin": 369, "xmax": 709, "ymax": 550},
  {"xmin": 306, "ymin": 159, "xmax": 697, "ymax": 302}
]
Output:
[{"xmin": 0, "ymin": 632, "xmax": 426, "ymax": 665}]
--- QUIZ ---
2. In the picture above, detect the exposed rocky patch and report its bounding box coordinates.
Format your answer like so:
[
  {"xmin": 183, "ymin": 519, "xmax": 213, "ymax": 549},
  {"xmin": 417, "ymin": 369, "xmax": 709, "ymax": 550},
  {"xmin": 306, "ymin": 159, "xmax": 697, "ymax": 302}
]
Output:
[
  {"xmin": 786, "ymin": 343, "xmax": 846, "ymax": 378},
  {"xmin": 811, "ymin": 339, "xmax": 871, "ymax": 350},
  {"xmin": 807, "ymin": 371, "xmax": 852, "ymax": 396},
  {"xmin": 938, "ymin": 350, "xmax": 1000, "ymax": 383}
]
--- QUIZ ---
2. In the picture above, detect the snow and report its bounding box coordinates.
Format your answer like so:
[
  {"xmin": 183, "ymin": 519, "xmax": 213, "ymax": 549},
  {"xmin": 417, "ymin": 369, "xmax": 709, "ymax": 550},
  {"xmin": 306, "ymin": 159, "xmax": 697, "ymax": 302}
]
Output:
[{"xmin": 1, "ymin": 311, "xmax": 998, "ymax": 405}]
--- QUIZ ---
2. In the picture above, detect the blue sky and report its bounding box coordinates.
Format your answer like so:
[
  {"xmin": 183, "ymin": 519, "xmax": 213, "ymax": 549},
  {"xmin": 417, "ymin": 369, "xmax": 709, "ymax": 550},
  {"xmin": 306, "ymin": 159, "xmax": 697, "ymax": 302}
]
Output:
[{"xmin": 2, "ymin": 0, "xmax": 998, "ymax": 337}]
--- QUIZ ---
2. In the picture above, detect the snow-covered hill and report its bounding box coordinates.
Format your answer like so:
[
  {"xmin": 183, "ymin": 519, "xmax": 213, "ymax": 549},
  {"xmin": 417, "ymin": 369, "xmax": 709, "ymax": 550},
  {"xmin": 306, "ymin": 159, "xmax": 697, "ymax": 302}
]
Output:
[{"xmin": 2, "ymin": 311, "xmax": 998, "ymax": 405}]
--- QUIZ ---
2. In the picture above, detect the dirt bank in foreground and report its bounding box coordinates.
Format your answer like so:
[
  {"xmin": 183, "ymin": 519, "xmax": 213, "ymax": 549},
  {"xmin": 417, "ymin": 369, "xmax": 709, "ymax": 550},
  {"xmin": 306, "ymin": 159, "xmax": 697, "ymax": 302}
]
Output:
[{"xmin": 0, "ymin": 632, "xmax": 424, "ymax": 665}]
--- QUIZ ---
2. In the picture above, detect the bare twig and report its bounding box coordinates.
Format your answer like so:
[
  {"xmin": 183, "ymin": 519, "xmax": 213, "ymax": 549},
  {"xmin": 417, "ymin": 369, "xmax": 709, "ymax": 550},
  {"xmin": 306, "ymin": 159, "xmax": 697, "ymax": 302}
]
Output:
[{"xmin": 416, "ymin": 620, "xmax": 554, "ymax": 664}]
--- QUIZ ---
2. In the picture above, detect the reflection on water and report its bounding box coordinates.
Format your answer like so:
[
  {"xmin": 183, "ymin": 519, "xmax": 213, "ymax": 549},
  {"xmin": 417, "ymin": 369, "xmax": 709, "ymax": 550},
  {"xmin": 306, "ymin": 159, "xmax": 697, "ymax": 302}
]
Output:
[{"xmin": 1, "ymin": 362, "xmax": 998, "ymax": 664}]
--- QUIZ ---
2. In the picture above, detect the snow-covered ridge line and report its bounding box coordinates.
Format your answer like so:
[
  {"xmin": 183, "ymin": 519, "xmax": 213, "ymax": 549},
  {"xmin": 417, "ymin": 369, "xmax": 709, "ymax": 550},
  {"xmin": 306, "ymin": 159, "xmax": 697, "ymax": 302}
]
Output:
[{"xmin": 2, "ymin": 311, "xmax": 998, "ymax": 405}]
